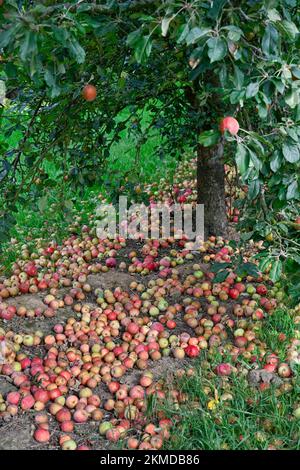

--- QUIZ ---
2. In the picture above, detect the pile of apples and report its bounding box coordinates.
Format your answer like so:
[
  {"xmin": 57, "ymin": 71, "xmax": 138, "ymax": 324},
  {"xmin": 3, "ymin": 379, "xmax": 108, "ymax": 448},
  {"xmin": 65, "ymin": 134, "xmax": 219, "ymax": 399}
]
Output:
[
  {"xmin": 0, "ymin": 149, "xmax": 294, "ymax": 450},
  {"xmin": 141, "ymin": 158, "xmax": 245, "ymax": 224},
  {"xmin": 0, "ymin": 226, "xmax": 291, "ymax": 450}
]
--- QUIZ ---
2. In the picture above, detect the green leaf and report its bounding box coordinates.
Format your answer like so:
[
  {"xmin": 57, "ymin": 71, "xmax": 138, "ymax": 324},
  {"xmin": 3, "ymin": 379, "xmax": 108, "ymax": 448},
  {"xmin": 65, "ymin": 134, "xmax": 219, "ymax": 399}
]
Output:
[
  {"xmin": 235, "ymin": 144, "xmax": 249, "ymax": 175},
  {"xmin": 186, "ymin": 27, "xmax": 211, "ymax": 45},
  {"xmin": 248, "ymin": 148, "xmax": 262, "ymax": 171},
  {"xmin": 282, "ymin": 141, "xmax": 300, "ymax": 163},
  {"xmin": 44, "ymin": 69, "xmax": 61, "ymax": 97},
  {"xmin": 0, "ymin": 80, "xmax": 5, "ymax": 104},
  {"xmin": 246, "ymin": 82, "xmax": 260, "ymax": 99},
  {"xmin": 20, "ymin": 31, "xmax": 37, "ymax": 61},
  {"xmin": 53, "ymin": 27, "xmax": 70, "ymax": 46},
  {"xmin": 272, "ymin": 78, "xmax": 285, "ymax": 94},
  {"xmin": 223, "ymin": 25, "xmax": 243, "ymax": 42},
  {"xmin": 291, "ymin": 255, "xmax": 300, "ymax": 266},
  {"xmin": 64, "ymin": 200, "xmax": 74, "ymax": 211},
  {"xmin": 249, "ymin": 131, "xmax": 273, "ymax": 148},
  {"xmin": 289, "ymin": 282, "xmax": 300, "ymax": 302},
  {"xmin": 126, "ymin": 29, "xmax": 140, "ymax": 46},
  {"xmin": 262, "ymin": 23, "xmax": 279, "ymax": 56},
  {"xmin": 285, "ymin": 90, "xmax": 299, "ymax": 109},
  {"xmin": 38, "ymin": 196, "xmax": 48, "ymax": 212},
  {"xmin": 259, "ymin": 256, "xmax": 273, "ymax": 273},
  {"xmin": 267, "ymin": 9, "xmax": 281, "ymax": 22},
  {"xmin": 269, "ymin": 259, "xmax": 282, "ymax": 282},
  {"xmin": 233, "ymin": 65, "xmax": 244, "ymax": 90},
  {"xmin": 161, "ymin": 16, "xmax": 173, "ymax": 37},
  {"xmin": 287, "ymin": 180, "xmax": 299, "ymax": 200},
  {"xmin": 77, "ymin": 3, "xmax": 93, "ymax": 12},
  {"xmin": 0, "ymin": 25, "xmax": 20, "ymax": 49},
  {"xmin": 67, "ymin": 36, "xmax": 86, "ymax": 64},
  {"xmin": 207, "ymin": 37, "xmax": 227, "ymax": 63},
  {"xmin": 230, "ymin": 90, "xmax": 245, "ymax": 104},
  {"xmin": 241, "ymin": 231, "xmax": 254, "ymax": 242},
  {"xmin": 219, "ymin": 64, "xmax": 227, "ymax": 87},
  {"xmin": 208, "ymin": 0, "xmax": 227, "ymax": 20},
  {"xmin": 134, "ymin": 35, "xmax": 152, "ymax": 63},
  {"xmin": 270, "ymin": 150, "xmax": 282, "ymax": 172},
  {"xmin": 287, "ymin": 128, "xmax": 299, "ymax": 142},
  {"xmin": 198, "ymin": 130, "xmax": 220, "ymax": 147},
  {"xmin": 281, "ymin": 20, "xmax": 299, "ymax": 39},
  {"xmin": 211, "ymin": 262, "xmax": 232, "ymax": 273},
  {"xmin": 213, "ymin": 270, "xmax": 230, "ymax": 283},
  {"xmin": 0, "ymin": 159, "xmax": 10, "ymax": 181},
  {"xmin": 177, "ymin": 23, "xmax": 190, "ymax": 43},
  {"xmin": 236, "ymin": 262, "xmax": 260, "ymax": 278},
  {"xmin": 291, "ymin": 66, "xmax": 300, "ymax": 79},
  {"xmin": 248, "ymin": 179, "xmax": 261, "ymax": 199}
]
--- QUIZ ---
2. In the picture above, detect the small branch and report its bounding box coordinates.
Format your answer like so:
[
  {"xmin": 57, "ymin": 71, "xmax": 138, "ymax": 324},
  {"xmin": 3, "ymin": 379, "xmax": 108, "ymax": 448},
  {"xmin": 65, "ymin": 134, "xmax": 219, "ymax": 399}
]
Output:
[
  {"xmin": 11, "ymin": 94, "xmax": 45, "ymax": 174},
  {"xmin": 260, "ymin": 186, "xmax": 268, "ymax": 217}
]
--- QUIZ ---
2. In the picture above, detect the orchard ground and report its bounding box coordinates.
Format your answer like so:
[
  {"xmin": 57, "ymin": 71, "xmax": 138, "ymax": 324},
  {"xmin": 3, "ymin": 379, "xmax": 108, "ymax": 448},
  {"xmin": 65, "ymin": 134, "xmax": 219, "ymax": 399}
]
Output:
[
  {"xmin": 1, "ymin": 0, "xmax": 300, "ymax": 452},
  {"xmin": 1, "ymin": 158, "xmax": 300, "ymax": 451}
]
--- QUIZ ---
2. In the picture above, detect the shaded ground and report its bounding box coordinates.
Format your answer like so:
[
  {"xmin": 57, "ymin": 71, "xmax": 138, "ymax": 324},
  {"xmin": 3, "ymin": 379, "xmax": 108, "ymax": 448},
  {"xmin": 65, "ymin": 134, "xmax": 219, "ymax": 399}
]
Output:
[
  {"xmin": 0, "ymin": 262, "xmax": 196, "ymax": 449},
  {"xmin": 0, "ymin": 231, "xmax": 291, "ymax": 451}
]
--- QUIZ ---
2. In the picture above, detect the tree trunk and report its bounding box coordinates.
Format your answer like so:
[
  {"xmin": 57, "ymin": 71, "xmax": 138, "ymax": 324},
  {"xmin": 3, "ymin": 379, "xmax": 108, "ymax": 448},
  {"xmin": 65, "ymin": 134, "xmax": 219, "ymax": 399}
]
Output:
[{"xmin": 197, "ymin": 141, "xmax": 228, "ymax": 238}]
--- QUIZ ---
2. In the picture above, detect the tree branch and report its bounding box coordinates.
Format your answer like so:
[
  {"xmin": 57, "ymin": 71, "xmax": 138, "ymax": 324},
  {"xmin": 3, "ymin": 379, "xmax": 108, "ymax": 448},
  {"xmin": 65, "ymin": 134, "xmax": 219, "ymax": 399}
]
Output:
[{"xmin": 11, "ymin": 94, "xmax": 45, "ymax": 174}]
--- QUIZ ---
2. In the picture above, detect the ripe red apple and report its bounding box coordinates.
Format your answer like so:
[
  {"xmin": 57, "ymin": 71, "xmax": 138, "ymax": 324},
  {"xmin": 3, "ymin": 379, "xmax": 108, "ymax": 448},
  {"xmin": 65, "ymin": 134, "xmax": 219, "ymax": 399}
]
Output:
[
  {"xmin": 256, "ymin": 284, "xmax": 268, "ymax": 295},
  {"xmin": 278, "ymin": 363, "xmax": 292, "ymax": 378},
  {"xmin": 73, "ymin": 409, "xmax": 89, "ymax": 423},
  {"xmin": 19, "ymin": 281, "xmax": 30, "ymax": 294},
  {"xmin": 294, "ymin": 216, "xmax": 300, "ymax": 229},
  {"xmin": 263, "ymin": 363, "xmax": 276, "ymax": 373},
  {"xmin": 127, "ymin": 322, "xmax": 139, "ymax": 335},
  {"xmin": 60, "ymin": 420, "xmax": 74, "ymax": 432},
  {"xmin": 106, "ymin": 428, "xmax": 121, "ymax": 442},
  {"xmin": 25, "ymin": 264, "xmax": 38, "ymax": 277},
  {"xmin": 234, "ymin": 336, "xmax": 247, "ymax": 348},
  {"xmin": 38, "ymin": 280, "xmax": 48, "ymax": 290},
  {"xmin": 34, "ymin": 390, "xmax": 49, "ymax": 404},
  {"xmin": 106, "ymin": 257, "xmax": 117, "ymax": 268},
  {"xmin": 185, "ymin": 344, "xmax": 200, "ymax": 358},
  {"xmin": 127, "ymin": 437, "xmax": 139, "ymax": 449},
  {"xmin": 215, "ymin": 363, "xmax": 232, "ymax": 376},
  {"xmin": 129, "ymin": 385, "xmax": 144, "ymax": 400},
  {"xmin": 56, "ymin": 407, "xmax": 71, "ymax": 423},
  {"xmin": 34, "ymin": 427, "xmax": 50, "ymax": 443},
  {"xmin": 21, "ymin": 394, "xmax": 35, "ymax": 410},
  {"xmin": 77, "ymin": 445, "xmax": 90, "ymax": 450},
  {"xmin": 219, "ymin": 116, "xmax": 239, "ymax": 135},
  {"xmin": 6, "ymin": 391, "xmax": 21, "ymax": 405},
  {"xmin": 82, "ymin": 84, "xmax": 97, "ymax": 102},
  {"xmin": 229, "ymin": 288, "xmax": 239, "ymax": 300}
]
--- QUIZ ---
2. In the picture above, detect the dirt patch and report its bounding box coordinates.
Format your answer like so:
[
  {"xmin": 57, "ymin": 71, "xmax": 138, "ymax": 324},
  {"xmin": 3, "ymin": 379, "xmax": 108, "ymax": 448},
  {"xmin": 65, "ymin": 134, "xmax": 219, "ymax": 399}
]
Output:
[
  {"xmin": 1, "ymin": 304, "xmax": 76, "ymax": 336},
  {"xmin": 0, "ymin": 376, "xmax": 17, "ymax": 396},
  {"xmin": 88, "ymin": 271, "xmax": 136, "ymax": 291},
  {"xmin": 0, "ymin": 411, "xmax": 110, "ymax": 450},
  {"xmin": 0, "ymin": 414, "xmax": 35, "ymax": 450},
  {"xmin": 120, "ymin": 357, "xmax": 190, "ymax": 389},
  {"xmin": 248, "ymin": 369, "xmax": 283, "ymax": 387},
  {"xmin": 6, "ymin": 293, "xmax": 46, "ymax": 311}
]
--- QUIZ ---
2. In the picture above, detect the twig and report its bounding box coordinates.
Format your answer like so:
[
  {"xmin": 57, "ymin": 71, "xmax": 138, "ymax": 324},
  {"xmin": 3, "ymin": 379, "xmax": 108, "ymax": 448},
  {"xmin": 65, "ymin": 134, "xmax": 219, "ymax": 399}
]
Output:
[{"xmin": 11, "ymin": 94, "xmax": 45, "ymax": 174}]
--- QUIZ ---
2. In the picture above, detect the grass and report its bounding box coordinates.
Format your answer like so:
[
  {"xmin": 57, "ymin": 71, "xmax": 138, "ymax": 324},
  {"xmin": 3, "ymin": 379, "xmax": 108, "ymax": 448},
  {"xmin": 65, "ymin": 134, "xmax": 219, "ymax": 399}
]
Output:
[
  {"xmin": 0, "ymin": 106, "xmax": 176, "ymax": 272},
  {"xmin": 156, "ymin": 346, "xmax": 300, "ymax": 450},
  {"xmin": 149, "ymin": 308, "xmax": 300, "ymax": 451},
  {"xmin": 258, "ymin": 308, "xmax": 298, "ymax": 359}
]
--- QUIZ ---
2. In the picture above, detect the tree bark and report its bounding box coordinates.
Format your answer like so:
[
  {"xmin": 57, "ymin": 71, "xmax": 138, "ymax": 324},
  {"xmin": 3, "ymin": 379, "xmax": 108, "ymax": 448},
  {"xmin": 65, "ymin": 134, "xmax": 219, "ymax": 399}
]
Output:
[{"xmin": 197, "ymin": 141, "xmax": 228, "ymax": 238}]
